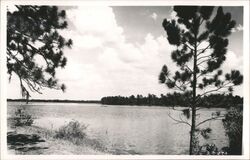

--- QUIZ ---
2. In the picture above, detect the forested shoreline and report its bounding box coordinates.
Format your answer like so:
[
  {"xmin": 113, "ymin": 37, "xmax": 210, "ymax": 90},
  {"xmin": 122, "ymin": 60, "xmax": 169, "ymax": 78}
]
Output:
[{"xmin": 101, "ymin": 93, "xmax": 243, "ymax": 108}]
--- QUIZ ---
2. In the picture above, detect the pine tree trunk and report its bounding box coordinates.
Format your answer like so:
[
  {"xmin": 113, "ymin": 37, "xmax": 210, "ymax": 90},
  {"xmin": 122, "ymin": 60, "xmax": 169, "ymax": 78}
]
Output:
[
  {"xmin": 189, "ymin": 32, "xmax": 197, "ymax": 155},
  {"xmin": 189, "ymin": 105, "xmax": 197, "ymax": 154}
]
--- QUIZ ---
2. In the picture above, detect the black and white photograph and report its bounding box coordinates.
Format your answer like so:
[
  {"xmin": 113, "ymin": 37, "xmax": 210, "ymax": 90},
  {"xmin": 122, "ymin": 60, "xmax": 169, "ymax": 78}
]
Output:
[{"xmin": 0, "ymin": 0, "xmax": 249, "ymax": 159}]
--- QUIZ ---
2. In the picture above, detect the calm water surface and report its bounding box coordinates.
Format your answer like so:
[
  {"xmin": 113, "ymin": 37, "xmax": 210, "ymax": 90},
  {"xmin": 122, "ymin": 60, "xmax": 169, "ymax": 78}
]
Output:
[{"xmin": 7, "ymin": 102, "xmax": 228, "ymax": 155}]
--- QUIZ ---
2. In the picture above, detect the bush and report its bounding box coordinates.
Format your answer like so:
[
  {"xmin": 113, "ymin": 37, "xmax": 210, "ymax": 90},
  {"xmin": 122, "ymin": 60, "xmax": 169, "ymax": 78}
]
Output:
[
  {"xmin": 198, "ymin": 143, "xmax": 228, "ymax": 155},
  {"xmin": 222, "ymin": 106, "xmax": 243, "ymax": 155},
  {"xmin": 12, "ymin": 108, "xmax": 34, "ymax": 126},
  {"xmin": 54, "ymin": 120, "xmax": 88, "ymax": 144}
]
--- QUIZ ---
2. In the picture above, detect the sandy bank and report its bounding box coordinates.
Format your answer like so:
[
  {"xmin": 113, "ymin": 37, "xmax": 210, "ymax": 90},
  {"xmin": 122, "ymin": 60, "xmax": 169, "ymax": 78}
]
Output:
[{"xmin": 7, "ymin": 125, "xmax": 107, "ymax": 155}]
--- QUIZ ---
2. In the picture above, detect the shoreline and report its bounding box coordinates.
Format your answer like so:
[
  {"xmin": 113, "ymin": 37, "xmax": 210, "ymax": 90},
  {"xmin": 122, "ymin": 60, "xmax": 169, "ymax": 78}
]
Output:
[
  {"xmin": 7, "ymin": 99, "xmax": 101, "ymax": 104},
  {"xmin": 7, "ymin": 125, "xmax": 107, "ymax": 155}
]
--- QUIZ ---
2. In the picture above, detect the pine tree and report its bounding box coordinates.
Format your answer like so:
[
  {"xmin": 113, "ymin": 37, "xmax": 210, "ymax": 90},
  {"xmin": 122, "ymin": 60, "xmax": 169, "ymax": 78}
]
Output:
[
  {"xmin": 7, "ymin": 6, "xmax": 72, "ymax": 100},
  {"xmin": 159, "ymin": 6, "xmax": 243, "ymax": 155}
]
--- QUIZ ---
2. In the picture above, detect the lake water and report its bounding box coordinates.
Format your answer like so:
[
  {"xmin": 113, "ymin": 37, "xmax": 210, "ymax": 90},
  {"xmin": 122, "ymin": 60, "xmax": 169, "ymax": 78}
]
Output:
[{"xmin": 7, "ymin": 102, "xmax": 228, "ymax": 155}]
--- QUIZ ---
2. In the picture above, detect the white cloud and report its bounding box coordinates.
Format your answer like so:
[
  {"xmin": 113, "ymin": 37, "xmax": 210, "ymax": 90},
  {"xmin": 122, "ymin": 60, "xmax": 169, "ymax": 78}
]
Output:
[
  {"xmin": 66, "ymin": 6, "xmax": 124, "ymax": 43},
  {"xmin": 231, "ymin": 28, "xmax": 236, "ymax": 33},
  {"xmin": 231, "ymin": 24, "xmax": 243, "ymax": 33},
  {"xmin": 236, "ymin": 24, "xmax": 243, "ymax": 31},
  {"xmin": 170, "ymin": 10, "xmax": 177, "ymax": 20},
  {"xmin": 150, "ymin": 12, "xmax": 158, "ymax": 20},
  {"xmin": 222, "ymin": 50, "xmax": 243, "ymax": 73},
  {"xmin": 52, "ymin": 7, "xmax": 175, "ymax": 99}
]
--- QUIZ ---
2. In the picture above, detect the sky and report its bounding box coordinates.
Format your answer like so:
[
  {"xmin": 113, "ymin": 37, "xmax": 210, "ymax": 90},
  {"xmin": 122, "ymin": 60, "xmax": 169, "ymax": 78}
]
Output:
[{"xmin": 7, "ymin": 6, "xmax": 244, "ymax": 100}]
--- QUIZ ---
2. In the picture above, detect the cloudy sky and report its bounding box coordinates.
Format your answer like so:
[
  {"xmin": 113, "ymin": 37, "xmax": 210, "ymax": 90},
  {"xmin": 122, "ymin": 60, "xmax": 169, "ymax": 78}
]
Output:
[{"xmin": 7, "ymin": 6, "xmax": 243, "ymax": 100}]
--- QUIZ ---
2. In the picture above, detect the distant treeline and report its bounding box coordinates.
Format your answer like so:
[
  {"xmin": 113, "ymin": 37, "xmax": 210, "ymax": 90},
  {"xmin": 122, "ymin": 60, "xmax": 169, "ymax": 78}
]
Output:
[
  {"xmin": 7, "ymin": 99, "xmax": 100, "ymax": 104},
  {"xmin": 101, "ymin": 93, "xmax": 243, "ymax": 108}
]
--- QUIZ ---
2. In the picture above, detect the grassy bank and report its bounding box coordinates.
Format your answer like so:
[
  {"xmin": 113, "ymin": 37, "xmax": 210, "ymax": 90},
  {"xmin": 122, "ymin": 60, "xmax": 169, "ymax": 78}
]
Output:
[{"xmin": 7, "ymin": 121, "xmax": 107, "ymax": 155}]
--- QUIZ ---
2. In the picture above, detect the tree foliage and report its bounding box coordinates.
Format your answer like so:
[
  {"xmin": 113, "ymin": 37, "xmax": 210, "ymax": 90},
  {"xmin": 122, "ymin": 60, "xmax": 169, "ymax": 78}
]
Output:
[
  {"xmin": 222, "ymin": 106, "xmax": 243, "ymax": 155},
  {"xmin": 159, "ymin": 6, "xmax": 243, "ymax": 155},
  {"xmin": 7, "ymin": 5, "xmax": 72, "ymax": 99}
]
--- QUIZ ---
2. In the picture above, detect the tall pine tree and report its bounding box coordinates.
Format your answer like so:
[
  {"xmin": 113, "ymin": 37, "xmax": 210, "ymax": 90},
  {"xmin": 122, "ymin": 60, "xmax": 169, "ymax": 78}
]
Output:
[{"xmin": 159, "ymin": 6, "xmax": 243, "ymax": 155}]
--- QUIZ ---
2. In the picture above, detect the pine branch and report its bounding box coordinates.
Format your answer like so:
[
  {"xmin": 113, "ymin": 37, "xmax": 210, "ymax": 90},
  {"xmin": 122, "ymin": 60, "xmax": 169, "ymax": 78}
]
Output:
[
  {"xmin": 184, "ymin": 43, "xmax": 194, "ymax": 51},
  {"xmin": 8, "ymin": 48, "xmax": 60, "ymax": 94},
  {"xmin": 195, "ymin": 107, "xmax": 203, "ymax": 111},
  {"xmin": 165, "ymin": 75, "xmax": 186, "ymax": 92},
  {"xmin": 13, "ymin": 29, "xmax": 62, "ymax": 47},
  {"xmin": 179, "ymin": 113, "xmax": 191, "ymax": 124},
  {"xmin": 197, "ymin": 44, "xmax": 211, "ymax": 56},
  {"xmin": 167, "ymin": 111, "xmax": 191, "ymax": 126},
  {"xmin": 196, "ymin": 82, "xmax": 234, "ymax": 99},
  {"xmin": 197, "ymin": 55, "xmax": 212, "ymax": 61},
  {"xmin": 184, "ymin": 65, "xmax": 193, "ymax": 73},
  {"xmin": 197, "ymin": 57, "xmax": 217, "ymax": 66},
  {"xmin": 170, "ymin": 105, "xmax": 191, "ymax": 111},
  {"xmin": 199, "ymin": 18, "xmax": 205, "ymax": 26},
  {"xmin": 196, "ymin": 115, "xmax": 225, "ymax": 127},
  {"xmin": 24, "ymin": 79, "xmax": 42, "ymax": 94},
  {"xmin": 7, "ymin": 49, "xmax": 30, "ymax": 71},
  {"xmin": 14, "ymin": 5, "xmax": 22, "ymax": 10},
  {"xmin": 26, "ymin": 43, "xmax": 51, "ymax": 66}
]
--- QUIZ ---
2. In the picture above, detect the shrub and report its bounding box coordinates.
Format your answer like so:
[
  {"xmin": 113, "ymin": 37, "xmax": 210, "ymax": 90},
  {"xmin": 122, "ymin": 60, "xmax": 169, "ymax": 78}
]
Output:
[
  {"xmin": 54, "ymin": 120, "xmax": 88, "ymax": 144},
  {"xmin": 198, "ymin": 143, "xmax": 228, "ymax": 155},
  {"xmin": 12, "ymin": 108, "xmax": 34, "ymax": 126},
  {"xmin": 222, "ymin": 106, "xmax": 243, "ymax": 155}
]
